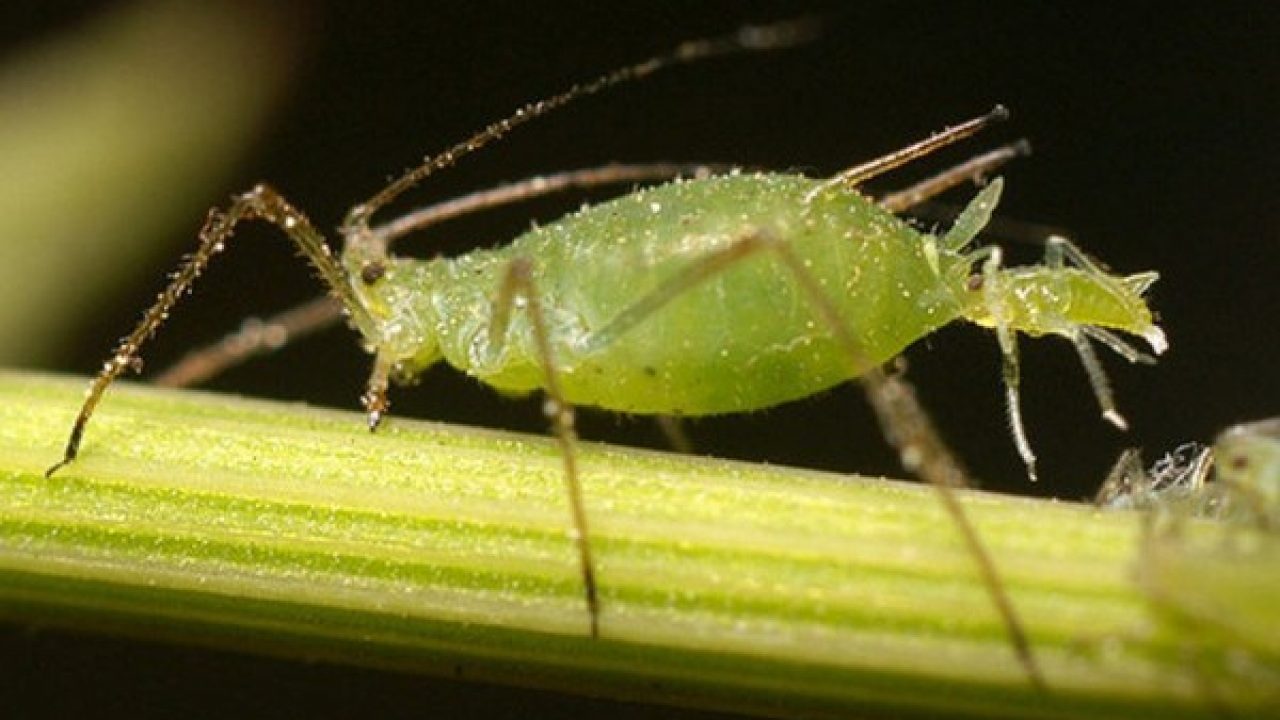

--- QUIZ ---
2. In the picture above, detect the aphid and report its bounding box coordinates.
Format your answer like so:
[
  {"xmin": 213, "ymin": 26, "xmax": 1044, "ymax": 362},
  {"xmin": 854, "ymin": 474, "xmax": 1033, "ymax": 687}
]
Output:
[
  {"xmin": 1097, "ymin": 418, "xmax": 1280, "ymax": 525},
  {"xmin": 46, "ymin": 18, "xmax": 1166, "ymax": 687},
  {"xmin": 1121, "ymin": 419, "xmax": 1280, "ymax": 707}
]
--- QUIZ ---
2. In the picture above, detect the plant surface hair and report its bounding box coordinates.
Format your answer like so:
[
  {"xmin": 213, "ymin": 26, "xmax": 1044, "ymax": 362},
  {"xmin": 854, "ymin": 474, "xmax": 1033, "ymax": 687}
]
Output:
[{"xmin": 49, "ymin": 16, "xmax": 1166, "ymax": 691}]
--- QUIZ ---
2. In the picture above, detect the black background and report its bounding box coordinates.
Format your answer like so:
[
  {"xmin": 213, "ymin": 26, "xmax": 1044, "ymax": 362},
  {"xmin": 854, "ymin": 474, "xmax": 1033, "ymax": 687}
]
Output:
[{"xmin": 4, "ymin": 2, "xmax": 1277, "ymax": 718}]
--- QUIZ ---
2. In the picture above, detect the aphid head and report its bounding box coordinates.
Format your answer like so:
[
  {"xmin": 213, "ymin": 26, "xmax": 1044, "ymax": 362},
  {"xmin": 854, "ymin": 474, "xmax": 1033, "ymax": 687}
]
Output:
[{"xmin": 342, "ymin": 245, "xmax": 444, "ymax": 379}]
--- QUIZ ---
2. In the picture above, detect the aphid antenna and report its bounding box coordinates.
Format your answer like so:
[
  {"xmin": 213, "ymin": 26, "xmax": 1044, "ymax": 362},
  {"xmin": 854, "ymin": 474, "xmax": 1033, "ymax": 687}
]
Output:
[{"xmin": 341, "ymin": 16, "xmax": 824, "ymax": 242}]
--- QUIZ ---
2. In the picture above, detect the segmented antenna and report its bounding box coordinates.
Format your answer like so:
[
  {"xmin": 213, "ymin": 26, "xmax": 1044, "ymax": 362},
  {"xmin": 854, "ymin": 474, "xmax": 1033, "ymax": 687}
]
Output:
[{"xmin": 342, "ymin": 16, "xmax": 822, "ymax": 234}]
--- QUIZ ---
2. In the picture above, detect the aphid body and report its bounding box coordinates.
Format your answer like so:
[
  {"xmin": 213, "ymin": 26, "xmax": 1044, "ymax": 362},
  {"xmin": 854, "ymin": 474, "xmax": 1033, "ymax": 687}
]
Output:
[{"xmin": 350, "ymin": 172, "xmax": 1163, "ymax": 421}]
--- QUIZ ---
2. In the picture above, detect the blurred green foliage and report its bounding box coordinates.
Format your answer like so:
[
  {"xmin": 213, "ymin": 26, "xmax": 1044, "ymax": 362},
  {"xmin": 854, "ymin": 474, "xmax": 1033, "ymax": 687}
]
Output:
[{"xmin": 0, "ymin": 0, "xmax": 298, "ymax": 363}]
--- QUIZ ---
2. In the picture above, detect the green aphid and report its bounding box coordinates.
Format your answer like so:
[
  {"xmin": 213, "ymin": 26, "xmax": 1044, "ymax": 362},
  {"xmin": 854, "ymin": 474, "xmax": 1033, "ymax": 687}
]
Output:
[
  {"xmin": 47, "ymin": 18, "xmax": 1166, "ymax": 687},
  {"xmin": 1123, "ymin": 419, "xmax": 1280, "ymax": 706},
  {"xmin": 353, "ymin": 171, "xmax": 1162, "ymax": 423}
]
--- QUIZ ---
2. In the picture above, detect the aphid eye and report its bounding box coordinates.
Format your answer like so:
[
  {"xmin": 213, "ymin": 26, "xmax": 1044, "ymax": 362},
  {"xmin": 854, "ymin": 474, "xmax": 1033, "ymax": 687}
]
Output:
[
  {"xmin": 360, "ymin": 261, "xmax": 387, "ymax": 285},
  {"xmin": 966, "ymin": 274, "xmax": 984, "ymax": 292}
]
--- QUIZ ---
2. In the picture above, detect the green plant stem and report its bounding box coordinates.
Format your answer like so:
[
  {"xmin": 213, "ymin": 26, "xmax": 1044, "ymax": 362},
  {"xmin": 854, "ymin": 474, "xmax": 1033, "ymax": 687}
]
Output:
[{"xmin": 0, "ymin": 371, "xmax": 1270, "ymax": 718}]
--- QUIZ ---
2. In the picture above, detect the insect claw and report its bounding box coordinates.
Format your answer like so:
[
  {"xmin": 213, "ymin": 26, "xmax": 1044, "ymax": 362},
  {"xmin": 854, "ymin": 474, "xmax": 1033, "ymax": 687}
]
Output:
[
  {"xmin": 367, "ymin": 410, "xmax": 383, "ymax": 432},
  {"xmin": 1104, "ymin": 409, "xmax": 1129, "ymax": 431}
]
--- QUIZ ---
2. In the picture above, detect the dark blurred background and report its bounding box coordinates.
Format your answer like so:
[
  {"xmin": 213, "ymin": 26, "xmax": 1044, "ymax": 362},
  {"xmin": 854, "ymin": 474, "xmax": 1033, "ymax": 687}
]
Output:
[{"xmin": 3, "ymin": 1, "xmax": 1276, "ymax": 718}]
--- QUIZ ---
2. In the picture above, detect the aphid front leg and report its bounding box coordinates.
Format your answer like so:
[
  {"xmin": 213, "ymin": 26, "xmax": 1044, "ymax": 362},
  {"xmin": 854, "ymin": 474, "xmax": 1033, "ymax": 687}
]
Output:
[
  {"xmin": 46, "ymin": 184, "xmax": 371, "ymax": 477},
  {"xmin": 362, "ymin": 351, "xmax": 394, "ymax": 431},
  {"xmin": 488, "ymin": 257, "xmax": 600, "ymax": 638}
]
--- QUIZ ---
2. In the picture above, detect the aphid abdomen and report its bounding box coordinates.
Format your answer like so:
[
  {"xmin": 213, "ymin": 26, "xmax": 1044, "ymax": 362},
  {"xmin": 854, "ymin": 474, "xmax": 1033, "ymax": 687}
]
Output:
[{"xmin": 432, "ymin": 173, "xmax": 966, "ymax": 415}]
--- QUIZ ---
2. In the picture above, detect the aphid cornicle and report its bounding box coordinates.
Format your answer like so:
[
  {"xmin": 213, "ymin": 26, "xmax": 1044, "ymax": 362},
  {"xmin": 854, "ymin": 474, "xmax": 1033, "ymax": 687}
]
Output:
[{"xmin": 47, "ymin": 18, "xmax": 1165, "ymax": 688}]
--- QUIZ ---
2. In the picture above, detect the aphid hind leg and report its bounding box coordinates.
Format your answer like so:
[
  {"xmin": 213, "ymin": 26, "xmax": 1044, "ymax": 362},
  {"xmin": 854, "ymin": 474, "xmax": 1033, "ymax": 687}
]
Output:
[
  {"xmin": 489, "ymin": 257, "xmax": 600, "ymax": 638},
  {"xmin": 362, "ymin": 352, "xmax": 394, "ymax": 431},
  {"xmin": 581, "ymin": 228, "xmax": 1045, "ymax": 689},
  {"xmin": 46, "ymin": 185, "xmax": 368, "ymax": 477}
]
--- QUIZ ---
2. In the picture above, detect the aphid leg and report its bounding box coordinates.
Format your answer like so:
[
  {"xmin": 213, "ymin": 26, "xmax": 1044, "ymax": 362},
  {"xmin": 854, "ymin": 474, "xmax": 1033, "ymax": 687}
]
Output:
[
  {"xmin": 583, "ymin": 229, "xmax": 1045, "ymax": 689},
  {"xmin": 154, "ymin": 165, "xmax": 726, "ymax": 390},
  {"xmin": 489, "ymin": 257, "xmax": 600, "ymax": 638},
  {"xmin": 654, "ymin": 414, "xmax": 695, "ymax": 454},
  {"xmin": 1067, "ymin": 333, "xmax": 1127, "ymax": 430},
  {"xmin": 46, "ymin": 185, "xmax": 370, "ymax": 477},
  {"xmin": 362, "ymin": 352, "xmax": 394, "ymax": 431},
  {"xmin": 975, "ymin": 245, "xmax": 1039, "ymax": 482},
  {"xmin": 154, "ymin": 296, "xmax": 341, "ymax": 388},
  {"xmin": 879, "ymin": 141, "xmax": 1030, "ymax": 214},
  {"xmin": 1080, "ymin": 326, "xmax": 1156, "ymax": 365},
  {"xmin": 767, "ymin": 236, "xmax": 1046, "ymax": 690},
  {"xmin": 1044, "ymin": 236, "xmax": 1154, "ymax": 429}
]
